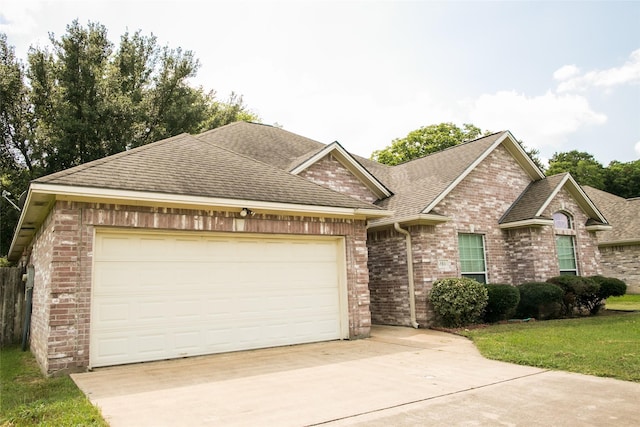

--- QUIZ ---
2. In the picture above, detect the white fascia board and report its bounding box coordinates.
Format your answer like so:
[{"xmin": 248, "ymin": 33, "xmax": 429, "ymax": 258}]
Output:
[
  {"xmin": 499, "ymin": 218, "xmax": 554, "ymax": 229},
  {"xmin": 502, "ymin": 131, "xmax": 546, "ymax": 180},
  {"xmin": 367, "ymin": 213, "xmax": 451, "ymax": 230},
  {"xmin": 290, "ymin": 142, "xmax": 392, "ymax": 198},
  {"xmin": 536, "ymin": 174, "xmax": 610, "ymax": 224},
  {"xmin": 585, "ymin": 224, "xmax": 613, "ymax": 232},
  {"xmin": 29, "ymin": 183, "xmax": 390, "ymax": 218},
  {"xmin": 598, "ymin": 238, "xmax": 640, "ymax": 247}
]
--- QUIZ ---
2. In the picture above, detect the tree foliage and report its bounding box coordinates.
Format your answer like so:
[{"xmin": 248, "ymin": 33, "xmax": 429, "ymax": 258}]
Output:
[
  {"xmin": 603, "ymin": 160, "xmax": 640, "ymax": 198},
  {"xmin": 0, "ymin": 21, "xmax": 258, "ymax": 255},
  {"xmin": 547, "ymin": 150, "xmax": 639, "ymax": 198},
  {"xmin": 371, "ymin": 122, "xmax": 484, "ymax": 165},
  {"xmin": 546, "ymin": 150, "xmax": 606, "ymax": 189}
]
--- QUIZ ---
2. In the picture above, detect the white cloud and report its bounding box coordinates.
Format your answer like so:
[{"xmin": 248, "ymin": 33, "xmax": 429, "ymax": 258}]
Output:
[
  {"xmin": 557, "ymin": 48, "xmax": 640, "ymax": 93},
  {"xmin": 635, "ymin": 141, "xmax": 640, "ymax": 157},
  {"xmin": 461, "ymin": 90, "xmax": 607, "ymax": 151},
  {"xmin": 0, "ymin": 1, "xmax": 40, "ymax": 36},
  {"xmin": 553, "ymin": 65, "xmax": 580, "ymax": 81}
]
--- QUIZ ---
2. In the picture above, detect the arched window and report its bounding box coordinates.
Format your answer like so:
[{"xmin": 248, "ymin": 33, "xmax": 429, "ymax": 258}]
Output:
[
  {"xmin": 553, "ymin": 211, "xmax": 573, "ymax": 229},
  {"xmin": 553, "ymin": 211, "xmax": 577, "ymax": 275}
]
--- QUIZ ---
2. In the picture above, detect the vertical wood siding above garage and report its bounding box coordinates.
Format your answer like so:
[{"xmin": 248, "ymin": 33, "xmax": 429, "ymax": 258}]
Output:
[{"xmin": 90, "ymin": 229, "xmax": 348, "ymax": 367}]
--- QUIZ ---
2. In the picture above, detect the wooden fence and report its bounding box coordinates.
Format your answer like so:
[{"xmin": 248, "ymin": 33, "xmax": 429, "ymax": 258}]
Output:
[{"xmin": 0, "ymin": 267, "xmax": 25, "ymax": 347}]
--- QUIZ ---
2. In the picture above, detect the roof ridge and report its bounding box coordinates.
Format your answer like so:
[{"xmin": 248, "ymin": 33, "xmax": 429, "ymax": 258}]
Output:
[
  {"xmin": 390, "ymin": 130, "xmax": 507, "ymax": 168},
  {"xmin": 35, "ymin": 133, "xmax": 193, "ymax": 183}
]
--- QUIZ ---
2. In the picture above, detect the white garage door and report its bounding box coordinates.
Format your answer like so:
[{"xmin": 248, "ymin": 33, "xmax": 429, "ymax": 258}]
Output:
[{"xmin": 90, "ymin": 230, "xmax": 347, "ymax": 367}]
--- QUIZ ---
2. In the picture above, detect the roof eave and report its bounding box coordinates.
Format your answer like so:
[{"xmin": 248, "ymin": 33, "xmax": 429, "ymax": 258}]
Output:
[
  {"xmin": 498, "ymin": 218, "xmax": 554, "ymax": 229},
  {"xmin": 8, "ymin": 183, "xmax": 391, "ymax": 261},
  {"xmin": 585, "ymin": 224, "xmax": 613, "ymax": 232},
  {"xmin": 367, "ymin": 213, "xmax": 451, "ymax": 231},
  {"xmin": 598, "ymin": 238, "xmax": 640, "ymax": 247}
]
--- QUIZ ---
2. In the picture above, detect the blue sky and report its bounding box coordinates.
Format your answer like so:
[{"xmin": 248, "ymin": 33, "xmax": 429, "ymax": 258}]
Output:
[{"xmin": 2, "ymin": 1, "xmax": 639, "ymax": 165}]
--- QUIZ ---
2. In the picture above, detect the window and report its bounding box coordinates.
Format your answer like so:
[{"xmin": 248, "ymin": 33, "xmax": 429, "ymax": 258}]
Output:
[
  {"xmin": 556, "ymin": 235, "xmax": 577, "ymax": 275},
  {"xmin": 553, "ymin": 211, "xmax": 577, "ymax": 275},
  {"xmin": 553, "ymin": 212, "xmax": 572, "ymax": 229},
  {"xmin": 458, "ymin": 233, "xmax": 487, "ymax": 283}
]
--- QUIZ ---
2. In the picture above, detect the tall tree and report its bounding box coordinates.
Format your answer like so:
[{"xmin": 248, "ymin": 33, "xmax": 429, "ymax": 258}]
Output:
[
  {"xmin": 546, "ymin": 150, "xmax": 606, "ymax": 189},
  {"xmin": 371, "ymin": 123, "xmax": 484, "ymax": 165},
  {"xmin": 0, "ymin": 22, "xmax": 258, "ymax": 256}
]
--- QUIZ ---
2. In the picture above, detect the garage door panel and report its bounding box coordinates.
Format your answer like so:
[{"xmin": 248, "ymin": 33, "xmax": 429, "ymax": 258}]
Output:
[{"xmin": 91, "ymin": 231, "xmax": 346, "ymax": 367}]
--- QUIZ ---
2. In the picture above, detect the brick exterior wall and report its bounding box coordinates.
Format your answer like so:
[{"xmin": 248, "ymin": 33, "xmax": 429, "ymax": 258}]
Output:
[
  {"xmin": 367, "ymin": 145, "xmax": 605, "ymax": 327},
  {"xmin": 599, "ymin": 245, "xmax": 640, "ymax": 293},
  {"xmin": 298, "ymin": 154, "xmax": 379, "ymax": 203},
  {"xmin": 26, "ymin": 201, "xmax": 371, "ymax": 374}
]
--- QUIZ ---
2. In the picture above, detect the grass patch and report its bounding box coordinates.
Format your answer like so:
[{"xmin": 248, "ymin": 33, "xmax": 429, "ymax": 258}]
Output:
[
  {"xmin": 461, "ymin": 312, "xmax": 640, "ymax": 382},
  {"xmin": 606, "ymin": 294, "xmax": 640, "ymax": 311},
  {"xmin": 0, "ymin": 346, "xmax": 107, "ymax": 426}
]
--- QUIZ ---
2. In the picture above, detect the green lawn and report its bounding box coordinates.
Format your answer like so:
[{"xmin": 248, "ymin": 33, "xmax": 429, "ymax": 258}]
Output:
[
  {"xmin": 462, "ymin": 312, "xmax": 640, "ymax": 382},
  {"xmin": 606, "ymin": 294, "xmax": 640, "ymax": 311},
  {"xmin": 0, "ymin": 346, "xmax": 107, "ymax": 426}
]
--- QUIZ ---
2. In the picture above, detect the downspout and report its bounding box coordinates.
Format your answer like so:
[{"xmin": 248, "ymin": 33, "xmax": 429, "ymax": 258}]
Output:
[{"xmin": 394, "ymin": 223, "xmax": 419, "ymax": 329}]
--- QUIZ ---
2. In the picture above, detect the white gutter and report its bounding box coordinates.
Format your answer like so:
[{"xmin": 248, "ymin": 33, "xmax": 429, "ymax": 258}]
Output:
[{"xmin": 394, "ymin": 223, "xmax": 419, "ymax": 329}]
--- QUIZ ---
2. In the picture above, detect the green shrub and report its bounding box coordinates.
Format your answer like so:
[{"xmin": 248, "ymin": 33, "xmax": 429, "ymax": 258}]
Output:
[
  {"xmin": 483, "ymin": 284, "xmax": 520, "ymax": 323},
  {"xmin": 516, "ymin": 282, "xmax": 564, "ymax": 320},
  {"xmin": 429, "ymin": 277, "xmax": 488, "ymax": 327},
  {"xmin": 547, "ymin": 275, "xmax": 600, "ymax": 316},
  {"xmin": 590, "ymin": 275, "xmax": 627, "ymax": 299}
]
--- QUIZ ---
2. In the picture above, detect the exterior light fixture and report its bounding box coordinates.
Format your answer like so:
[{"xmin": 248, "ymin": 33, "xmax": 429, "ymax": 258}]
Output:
[{"xmin": 240, "ymin": 208, "xmax": 252, "ymax": 217}]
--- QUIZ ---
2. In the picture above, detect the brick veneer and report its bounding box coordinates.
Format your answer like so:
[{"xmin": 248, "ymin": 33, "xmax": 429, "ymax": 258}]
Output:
[
  {"xmin": 600, "ymin": 245, "xmax": 640, "ymax": 293},
  {"xmin": 367, "ymin": 145, "xmax": 604, "ymax": 327},
  {"xmin": 27, "ymin": 201, "xmax": 371, "ymax": 374},
  {"xmin": 298, "ymin": 154, "xmax": 379, "ymax": 203}
]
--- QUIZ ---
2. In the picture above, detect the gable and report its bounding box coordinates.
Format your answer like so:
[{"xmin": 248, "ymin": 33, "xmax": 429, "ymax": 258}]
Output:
[
  {"xmin": 429, "ymin": 143, "xmax": 534, "ymax": 222},
  {"xmin": 297, "ymin": 154, "xmax": 379, "ymax": 203},
  {"xmin": 500, "ymin": 173, "xmax": 610, "ymax": 230}
]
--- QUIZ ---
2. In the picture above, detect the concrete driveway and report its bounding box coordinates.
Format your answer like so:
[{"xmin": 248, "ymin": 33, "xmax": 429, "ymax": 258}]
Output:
[{"xmin": 71, "ymin": 326, "xmax": 639, "ymax": 426}]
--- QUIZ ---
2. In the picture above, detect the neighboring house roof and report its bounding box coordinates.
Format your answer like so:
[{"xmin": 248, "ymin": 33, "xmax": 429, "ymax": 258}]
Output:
[
  {"xmin": 583, "ymin": 186, "xmax": 640, "ymax": 245},
  {"xmin": 9, "ymin": 132, "xmax": 388, "ymax": 261},
  {"xmin": 499, "ymin": 173, "xmax": 609, "ymax": 230}
]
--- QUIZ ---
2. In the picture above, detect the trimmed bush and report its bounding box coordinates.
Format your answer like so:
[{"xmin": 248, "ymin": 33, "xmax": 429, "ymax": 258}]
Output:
[
  {"xmin": 429, "ymin": 277, "xmax": 488, "ymax": 327},
  {"xmin": 590, "ymin": 275, "xmax": 627, "ymax": 299},
  {"xmin": 590, "ymin": 275, "xmax": 627, "ymax": 313},
  {"xmin": 484, "ymin": 284, "xmax": 520, "ymax": 323},
  {"xmin": 547, "ymin": 275, "xmax": 600, "ymax": 316},
  {"xmin": 516, "ymin": 282, "xmax": 564, "ymax": 320}
]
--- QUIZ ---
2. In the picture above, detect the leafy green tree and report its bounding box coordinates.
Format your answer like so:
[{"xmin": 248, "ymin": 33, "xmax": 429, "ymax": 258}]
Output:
[
  {"xmin": 0, "ymin": 22, "xmax": 258, "ymax": 255},
  {"xmin": 546, "ymin": 150, "xmax": 605, "ymax": 189},
  {"xmin": 604, "ymin": 160, "xmax": 640, "ymax": 198},
  {"xmin": 371, "ymin": 122, "xmax": 483, "ymax": 165},
  {"xmin": 0, "ymin": 33, "xmax": 36, "ymax": 174}
]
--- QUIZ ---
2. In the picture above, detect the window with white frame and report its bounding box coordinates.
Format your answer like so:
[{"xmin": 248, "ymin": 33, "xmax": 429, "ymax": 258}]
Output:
[
  {"xmin": 458, "ymin": 233, "xmax": 487, "ymax": 283},
  {"xmin": 553, "ymin": 211, "xmax": 578, "ymax": 275}
]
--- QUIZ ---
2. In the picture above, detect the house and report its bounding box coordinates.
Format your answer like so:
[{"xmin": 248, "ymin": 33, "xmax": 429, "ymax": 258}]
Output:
[
  {"xmin": 582, "ymin": 186, "xmax": 640, "ymax": 294},
  {"xmin": 9, "ymin": 122, "xmax": 611, "ymax": 374}
]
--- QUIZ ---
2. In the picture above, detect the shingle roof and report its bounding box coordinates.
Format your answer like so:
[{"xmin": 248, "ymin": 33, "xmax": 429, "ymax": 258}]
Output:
[
  {"xmin": 35, "ymin": 132, "xmax": 379, "ymax": 210},
  {"xmin": 372, "ymin": 132, "xmax": 507, "ymax": 219},
  {"xmin": 500, "ymin": 173, "xmax": 568, "ymax": 223},
  {"xmin": 197, "ymin": 122, "xmax": 325, "ymax": 170},
  {"xmin": 582, "ymin": 186, "xmax": 640, "ymax": 244}
]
